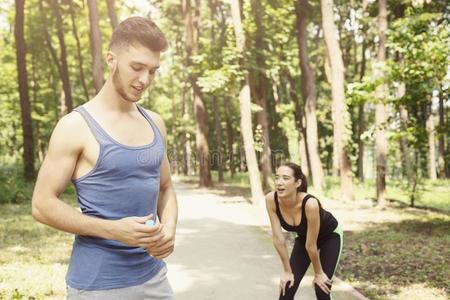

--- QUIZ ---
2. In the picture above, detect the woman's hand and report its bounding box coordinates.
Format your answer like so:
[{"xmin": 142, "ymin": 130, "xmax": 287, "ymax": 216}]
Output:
[
  {"xmin": 279, "ymin": 271, "xmax": 294, "ymax": 296},
  {"xmin": 313, "ymin": 272, "xmax": 332, "ymax": 294}
]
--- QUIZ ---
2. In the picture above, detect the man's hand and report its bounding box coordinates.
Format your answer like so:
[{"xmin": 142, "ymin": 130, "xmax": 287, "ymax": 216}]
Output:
[
  {"xmin": 109, "ymin": 214, "xmax": 162, "ymax": 248},
  {"xmin": 145, "ymin": 221, "xmax": 176, "ymax": 259}
]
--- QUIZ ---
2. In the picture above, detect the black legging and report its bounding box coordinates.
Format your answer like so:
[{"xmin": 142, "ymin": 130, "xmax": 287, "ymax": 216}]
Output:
[{"xmin": 279, "ymin": 232, "xmax": 342, "ymax": 300}]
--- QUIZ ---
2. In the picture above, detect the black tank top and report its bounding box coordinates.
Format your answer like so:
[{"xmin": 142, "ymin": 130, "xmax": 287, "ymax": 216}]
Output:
[{"xmin": 274, "ymin": 192, "xmax": 338, "ymax": 240}]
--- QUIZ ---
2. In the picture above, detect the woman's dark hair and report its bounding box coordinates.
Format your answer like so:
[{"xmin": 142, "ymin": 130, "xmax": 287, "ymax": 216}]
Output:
[{"xmin": 279, "ymin": 162, "xmax": 307, "ymax": 193}]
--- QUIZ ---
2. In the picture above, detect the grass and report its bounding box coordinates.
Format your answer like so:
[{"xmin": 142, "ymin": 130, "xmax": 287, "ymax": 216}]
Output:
[
  {"xmin": 336, "ymin": 215, "xmax": 450, "ymax": 300},
  {"xmin": 0, "ymin": 189, "xmax": 76, "ymax": 300}
]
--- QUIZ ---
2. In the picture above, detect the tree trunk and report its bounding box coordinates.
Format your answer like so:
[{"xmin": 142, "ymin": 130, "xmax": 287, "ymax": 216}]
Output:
[
  {"xmin": 69, "ymin": 1, "xmax": 89, "ymax": 101},
  {"xmin": 357, "ymin": 40, "xmax": 367, "ymax": 181},
  {"xmin": 171, "ymin": 95, "xmax": 178, "ymax": 174},
  {"xmin": 209, "ymin": 0, "xmax": 224, "ymax": 183},
  {"xmin": 15, "ymin": 0, "xmax": 36, "ymax": 180},
  {"xmin": 399, "ymin": 99, "xmax": 413, "ymax": 186},
  {"xmin": 213, "ymin": 96, "xmax": 224, "ymax": 182},
  {"xmin": 374, "ymin": 0, "xmax": 388, "ymax": 206},
  {"xmin": 438, "ymin": 91, "xmax": 446, "ymax": 177},
  {"xmin": 224, "ymin": 96, "xmax": 235, "ymax": 178},
  {"xmin": 320, "ymin": 0, "xmax": 353, "ymax": 201},
  {"xmin": 323, "ymin": 55, "xmax": 339, "ymax": 177},
  {"xmin": 230, "ymin": 0, "xmax": 264, "ymax": 205},
  {"xmin": 106, "ymin": 0, "xmax": 119, "ymax": 29},
  {"xmin": 250, "ymin": 0, "xmax": 273, "ymax": 191},
  {"xmin": 87, "ymin": 0, "xmax": 104, "ymax": 94},
  {"xmin": 285, "ymin": 72, "xmax": 310, "ymax": 177},
  {"xmin": 181, "ymin": 88, "xmax": 192, "ymax": 176},
  {"xmin": 294, "ymin": 0, "xmax": 324, "ymax": 191},
  {"xmin": 426, "ymin": 95, "xmax": 437, "ymax": 180},
  {"xmin": 52, "ymin": 0, "xmax": 73, "ymax": 114},
  {"xmin": 183, "ymin": 0, "xmax": 213, "ymax": 187}
]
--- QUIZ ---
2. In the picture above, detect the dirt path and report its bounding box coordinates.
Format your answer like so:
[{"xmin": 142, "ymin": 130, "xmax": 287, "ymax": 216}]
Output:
[{"xmin": 165, "ymin": 181, "xmax": 368, "ymax": 300}]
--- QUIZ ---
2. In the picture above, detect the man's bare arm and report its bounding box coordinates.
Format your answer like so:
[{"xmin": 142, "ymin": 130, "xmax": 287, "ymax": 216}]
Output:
[{"xmin": 145, "ymin": 111, "xmax": 178, "ymax": 258}]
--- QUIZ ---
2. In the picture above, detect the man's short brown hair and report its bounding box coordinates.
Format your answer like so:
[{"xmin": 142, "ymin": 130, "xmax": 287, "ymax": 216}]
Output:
[{"xmin": 109, "ymin": 16, "xmax": 168, "ymax": 52}]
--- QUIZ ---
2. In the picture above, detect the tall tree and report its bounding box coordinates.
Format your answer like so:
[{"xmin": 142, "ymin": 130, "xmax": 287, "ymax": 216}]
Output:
[
  {"xmin": 87, "ymin": 0, "xmax": 104, "ymax": 94},
  {"xmin": 183, "ymin": 0, "xmax": 213, "ymax": 187},
  {"xmin": 106, "ymin": 0, "xmax": 119, "ymax": 29},
  {"xmin": 224, "ymin": 96, "xmax": 235, "ymax": 177},
  {"xmin": 320, "ymin": 0, "xmax": 353, "ymax": 201},
  {"xmin": 374, "ymin": 0, "xmax": 388, "ymax": 206},
  {"xmin": 209, "ymin": 0, "xmax": 224, "ymax": 182},
  {"xmin": 69, "ymin": 0, "xmax": 89, "ymax": 100},
  {"xmin": 230, "ymin": 0, "xmax": 264, "ymax": 205},
  {"xmin": 438, "ymin": 89, "xmax": 446, "ymax": 177},
  {"xmin": 15, "ymin": 0, "xmax": 35, "ymax": 180},
  {"xmin": 249, "ymin": 0, "xmax": 273, "ymax": 191},
  {"xmin": 294, "ymin": 0, "xmax": 324, "ymax": 190},
  {"xmin": 356, "ymin": 1, "xmax": 369, "ymax": 182},
  {"xmin": 51, "ymin": 0, "xmax": 73, "ymax": 114},
  {"xmin": 426, "ymin": 95, "xmax": 437, "ymax": 179}
]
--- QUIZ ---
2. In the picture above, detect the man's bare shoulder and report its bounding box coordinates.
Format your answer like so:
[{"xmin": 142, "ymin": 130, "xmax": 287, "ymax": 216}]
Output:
[{"xmin": 49, "ymin": 111, "xmax": 89, "ymax": 153}]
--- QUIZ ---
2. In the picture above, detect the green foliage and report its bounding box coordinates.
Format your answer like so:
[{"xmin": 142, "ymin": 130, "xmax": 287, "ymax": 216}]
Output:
[{"xmin": 0, "ymin": 165, "xmax": 33, "ymax": 204}]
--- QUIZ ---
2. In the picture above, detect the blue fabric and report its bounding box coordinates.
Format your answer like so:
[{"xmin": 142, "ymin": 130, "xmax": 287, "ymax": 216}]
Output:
[{"xmin": 66, "ymin": 104, "xmax": 165, "ymax": 290}]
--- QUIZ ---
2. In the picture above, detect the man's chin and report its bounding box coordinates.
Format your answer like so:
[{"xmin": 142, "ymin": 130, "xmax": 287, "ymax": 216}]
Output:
[{"xmin": 122, "ymin": 93, "xmax": 142, "ymax": 103}]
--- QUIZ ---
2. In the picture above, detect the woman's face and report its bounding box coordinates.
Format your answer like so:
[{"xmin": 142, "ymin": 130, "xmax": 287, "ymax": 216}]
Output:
[{"xmin": 275, "ymin": 166, "xmax": 300, "ymax": 197}]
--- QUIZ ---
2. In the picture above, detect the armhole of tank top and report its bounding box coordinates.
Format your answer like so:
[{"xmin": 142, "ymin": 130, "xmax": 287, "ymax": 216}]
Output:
[
  {"xmin": 72, "ymin": 109, "xmax": 105, "ymax": 183},
  {"xmin": 136, "ymin": 105, "xmax": 165, "ymax": 149},
  {"xmin": 303, "ymin": 195, "xmax": 324, "ymax": 221}
]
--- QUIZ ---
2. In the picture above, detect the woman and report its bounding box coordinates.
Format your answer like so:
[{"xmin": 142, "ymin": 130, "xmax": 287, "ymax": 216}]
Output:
[{"xmin": 265, "ymin": 162, "xmax": 343, "ymax": 300}]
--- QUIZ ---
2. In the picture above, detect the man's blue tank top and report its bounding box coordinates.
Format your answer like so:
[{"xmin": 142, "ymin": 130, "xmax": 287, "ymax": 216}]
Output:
[{"xmin": 66, "ymin": 104, "xmax": 165, "ymax": 290}]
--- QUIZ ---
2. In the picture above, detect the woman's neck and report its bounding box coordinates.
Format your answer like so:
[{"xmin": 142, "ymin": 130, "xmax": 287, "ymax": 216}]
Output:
[{"xmin": 279, "ymin": 192, "xmax": 301, "ymax": 208}]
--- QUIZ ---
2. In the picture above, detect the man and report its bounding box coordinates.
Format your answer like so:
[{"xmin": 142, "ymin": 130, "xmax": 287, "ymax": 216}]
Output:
[{"xmin": 32, "ymin": 17, "xmax": 177, "ymax": 299}]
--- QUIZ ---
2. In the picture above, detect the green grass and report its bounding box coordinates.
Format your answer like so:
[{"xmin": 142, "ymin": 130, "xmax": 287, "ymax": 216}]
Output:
[
  {"xmin": 336, "ymin": 215, "xmax": 450, "ymax": 300},
  {"xmin": 0, "ymin": 190, "xmax": 76, "ymax": 300}
]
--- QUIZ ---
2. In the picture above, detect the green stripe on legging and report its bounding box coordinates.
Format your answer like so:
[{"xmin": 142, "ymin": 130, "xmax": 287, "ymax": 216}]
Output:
[{"xmin": 330, "ymin": 224, "xmax": 344, "ymax": 300}]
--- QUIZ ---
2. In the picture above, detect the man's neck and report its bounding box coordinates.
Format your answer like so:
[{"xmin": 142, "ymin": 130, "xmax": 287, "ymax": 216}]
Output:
[{"xmin": 90, "ymin": 79, "xmax": 137, "ymax": 113}]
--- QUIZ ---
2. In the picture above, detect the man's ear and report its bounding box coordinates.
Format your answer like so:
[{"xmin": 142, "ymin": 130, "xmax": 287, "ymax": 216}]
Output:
[
  {"xmin": 106, "ymin": 51, "xmax": 116, "ymax": 70},
  {"xmin": 296, "ymin": 179, "xmax": 301, "ymax": 189}
]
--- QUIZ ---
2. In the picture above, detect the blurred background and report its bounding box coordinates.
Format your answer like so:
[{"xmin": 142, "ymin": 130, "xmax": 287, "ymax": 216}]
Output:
[{"xmin": 0, "ymin": 0, "xmax": 448, "ymax": 299}]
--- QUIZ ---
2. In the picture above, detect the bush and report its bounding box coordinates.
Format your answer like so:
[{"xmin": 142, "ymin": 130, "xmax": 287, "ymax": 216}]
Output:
[{"xmin": 0, "ymin": 165, "xmax": 33, "ymax": 204}]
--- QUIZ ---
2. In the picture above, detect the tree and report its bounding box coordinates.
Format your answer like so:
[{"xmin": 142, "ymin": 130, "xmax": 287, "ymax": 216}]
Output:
[
  {"xmin": 106, "ymin": 0, "xmax": 119, "ymax": 29},
  {"xmin": 426, "ymin": 94, "xmax": 437, "ymax": 179},
  {"xmin": 87, "ymin": 0, "xmax": 104, "ymax": 94},
  {"xmin": 14, "ymin": 0, "xmax": 36, "ymax": 180},
  {"xmin": 183, "ymin": 0, "xmax": 213, "ymax": 187},
  {"xmin": 51, "ymin": 0, "xmax": 73, "ymax": 115},
  {"xmin": 320, "ymin": 0, "xmax": 353, "ymax": 201},
  {"xmin": 249, "ymin": 0, "xmax": 273, "ymax": 191},
  {"xmin": 374, "ymin": 0, "xmax": 388, "ymax": 206},
  {"xmin": 294, "ymin": 0, "xmax": 324, "ymax": 191},
  {"xmin": 230, "ymin": 0, "xmax": 264, "ymax": 205},
  {"xmin": 68, "ymin": 0, "xmax": 89, "ymax": 101}
]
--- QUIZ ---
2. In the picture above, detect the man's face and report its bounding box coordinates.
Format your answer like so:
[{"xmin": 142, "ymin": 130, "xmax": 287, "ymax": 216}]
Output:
[{"xmin": 109, "ymin": 43, "xmax": 161, "ymax": 103}]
